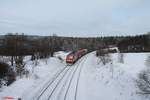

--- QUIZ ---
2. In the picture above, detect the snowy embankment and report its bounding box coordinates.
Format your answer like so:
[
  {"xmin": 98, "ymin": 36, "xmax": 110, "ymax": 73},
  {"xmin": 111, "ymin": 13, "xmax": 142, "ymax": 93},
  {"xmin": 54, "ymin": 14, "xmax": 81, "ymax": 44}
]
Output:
[
  {"xmin": 0, "ymin": 51, "xmax": 69, "ymax": 99},
  {"xmin": 78, "ymin": 52, "xmax": 149, "ymax": 100}
]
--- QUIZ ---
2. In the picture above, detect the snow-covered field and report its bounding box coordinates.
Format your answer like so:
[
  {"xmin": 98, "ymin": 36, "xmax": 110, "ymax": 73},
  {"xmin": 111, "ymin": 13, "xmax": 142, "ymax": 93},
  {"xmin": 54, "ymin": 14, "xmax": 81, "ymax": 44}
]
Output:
[
  {"xmin": 78, "ymin": 52, "xmax": 149, "ymax": 100},
  {"xmin": 0, "ymin": 51, "xmax": 149, "ymax": 100}
]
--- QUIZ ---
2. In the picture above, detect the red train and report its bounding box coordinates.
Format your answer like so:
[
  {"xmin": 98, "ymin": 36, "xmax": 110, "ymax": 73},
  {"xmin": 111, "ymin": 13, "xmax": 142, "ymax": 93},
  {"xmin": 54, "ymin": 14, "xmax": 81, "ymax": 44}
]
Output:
[{"xmin": 66, "ymin": 49, "xmax": 88, "ymax": 64}]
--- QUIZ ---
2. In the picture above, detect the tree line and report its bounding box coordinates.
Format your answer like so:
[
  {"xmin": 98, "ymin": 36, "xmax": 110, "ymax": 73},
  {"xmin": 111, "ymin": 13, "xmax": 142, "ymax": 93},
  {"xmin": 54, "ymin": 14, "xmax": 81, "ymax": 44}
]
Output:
[{"xmin": 0, "ymin": 32, "xmax": 149, "ymax": 57}]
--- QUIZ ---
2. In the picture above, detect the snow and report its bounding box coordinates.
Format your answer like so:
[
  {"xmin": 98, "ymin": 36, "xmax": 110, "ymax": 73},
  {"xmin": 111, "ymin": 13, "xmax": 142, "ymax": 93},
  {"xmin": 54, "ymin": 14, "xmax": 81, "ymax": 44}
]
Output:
[
  {"xmin": 77, "ymin": 52, "xmax": 149, "ymax": 100},
  {"xmin": 0, "ymin": 54, "xmax": 68, "ymax": 99},
  {"xmin": 123, "ymin": 53, "xmax": 147, "ymax": 73},
  {"xmin": 0, "ymin": 51, "xmax": 150, "ymax": 100},
  {"xmin": 0, "ymin": 78, "xmax": 34, "ymax": 99}
]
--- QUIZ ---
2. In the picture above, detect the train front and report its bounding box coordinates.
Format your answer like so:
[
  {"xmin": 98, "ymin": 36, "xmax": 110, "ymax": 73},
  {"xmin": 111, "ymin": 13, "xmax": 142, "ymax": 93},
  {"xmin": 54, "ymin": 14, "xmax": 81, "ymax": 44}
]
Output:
[{"xmin": 66, "ymin": 53, "xmax": 75, "ymax": 64}]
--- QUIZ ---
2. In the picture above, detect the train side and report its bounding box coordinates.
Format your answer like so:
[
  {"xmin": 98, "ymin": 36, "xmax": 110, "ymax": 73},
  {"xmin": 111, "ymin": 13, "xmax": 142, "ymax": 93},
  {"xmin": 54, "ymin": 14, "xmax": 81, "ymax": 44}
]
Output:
[{"xmin": 66, "ymin": 49, "xmax": 88, "ymax": 64}]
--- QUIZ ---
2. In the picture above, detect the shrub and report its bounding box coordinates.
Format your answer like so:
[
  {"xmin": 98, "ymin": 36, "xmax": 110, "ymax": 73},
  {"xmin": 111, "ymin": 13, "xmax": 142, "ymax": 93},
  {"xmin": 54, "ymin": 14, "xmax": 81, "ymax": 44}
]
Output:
[
  {"xmin": 96, "ymin": 49, "xmax": 112, "ymax": 65},
  {"xmin": 0, "ymin": 62, "xmax": 16, "ymax": 86},
  {"xmin": 137, "ymin": 70, "xmax": 150, "ymax": 95}
]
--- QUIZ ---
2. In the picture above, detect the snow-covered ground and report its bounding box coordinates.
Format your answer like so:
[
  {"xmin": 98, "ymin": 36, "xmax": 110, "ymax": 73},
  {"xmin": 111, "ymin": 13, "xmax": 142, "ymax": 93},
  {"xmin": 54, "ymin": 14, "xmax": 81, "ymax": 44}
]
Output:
[
  {"xmin": 78, "ymin": 52, "xmax": 149, "ymax": 100},
  {"xmin": 0, "ymin": 51, "xmax": 149, "ymax": 100},
  {"xmin": 0, "ymin": 51, "xmax": 69, "ymax": 99}
]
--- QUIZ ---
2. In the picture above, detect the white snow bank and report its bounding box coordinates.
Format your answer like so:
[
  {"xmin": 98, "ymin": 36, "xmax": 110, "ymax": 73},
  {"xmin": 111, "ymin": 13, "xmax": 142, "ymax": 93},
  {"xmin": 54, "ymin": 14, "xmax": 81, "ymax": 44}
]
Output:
[
  {"xmin": 123, "ymin": 53, "xmax": 148, "ymax": 72},
  {"xmin": 112, "ymin": 53, "xmax": 149, "ymax": 77},
  {"xmin": 0, "ymin": 55, "xmax": 66, "ymax": 99},
  {"xmin": 78, "ymin": 52, "xmax": 149, "ymax": 100},
  {"xmin": 0, "ymin": 78, "xmax": 34, "ymax": 99}
]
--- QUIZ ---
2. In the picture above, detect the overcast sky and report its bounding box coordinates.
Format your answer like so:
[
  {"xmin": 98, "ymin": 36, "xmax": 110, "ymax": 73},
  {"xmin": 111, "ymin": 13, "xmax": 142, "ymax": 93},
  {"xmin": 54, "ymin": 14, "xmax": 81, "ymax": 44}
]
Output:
[{"xmin": 0, "ymin": 0, "xmax": 150, "ymax": 36}]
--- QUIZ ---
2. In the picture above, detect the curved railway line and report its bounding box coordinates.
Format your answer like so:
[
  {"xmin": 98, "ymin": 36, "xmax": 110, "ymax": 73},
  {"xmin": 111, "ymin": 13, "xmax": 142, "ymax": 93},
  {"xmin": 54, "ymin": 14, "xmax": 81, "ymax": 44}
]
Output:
[
  {"xmin": 26, "ymin": 53, "xmax": 88, "ymax": 100},
  {"xmin": 63, "ymin": 57, "xmax": 84, "ymax": 100},
  {"xmin": 36, "ymin": 66, "xmax": 70, "ymax": 100},
  {"xmin": 74, "ymin": 56, "xmax": 87, "ymax": 100}
]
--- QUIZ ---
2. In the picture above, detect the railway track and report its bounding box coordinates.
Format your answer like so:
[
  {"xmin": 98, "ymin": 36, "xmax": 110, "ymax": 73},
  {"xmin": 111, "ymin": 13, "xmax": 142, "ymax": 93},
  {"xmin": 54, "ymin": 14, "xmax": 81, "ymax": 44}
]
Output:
[
  {"xmin": 63, "ymin": 56, "xmax": 86, "ymax": 100},
  {"xmin": 35, "ymin": 66, "xmax": 70, "ymax": 100},
  {"xmin": 74, "ymin": 56, "xmax": 87, "ymax": 100},
  {"xmin": 29, "ymin": 54, "xmax": 88, "ymax": 100}
]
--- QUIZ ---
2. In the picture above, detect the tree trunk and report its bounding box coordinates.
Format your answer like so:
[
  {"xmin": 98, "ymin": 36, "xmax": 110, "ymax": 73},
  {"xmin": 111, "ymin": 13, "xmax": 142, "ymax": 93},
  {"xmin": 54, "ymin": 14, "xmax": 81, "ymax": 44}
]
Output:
[{"xmin": 11, "ymin": 56, "xmax": 14, "ymax": 66}]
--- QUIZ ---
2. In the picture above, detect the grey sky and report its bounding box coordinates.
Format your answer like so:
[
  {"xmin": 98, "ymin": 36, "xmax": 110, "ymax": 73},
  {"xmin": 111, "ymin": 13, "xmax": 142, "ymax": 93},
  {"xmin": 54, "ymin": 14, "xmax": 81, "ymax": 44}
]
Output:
[{"xmin": 0, "ymin": 0, "xmax": 150, "ymax": 36}]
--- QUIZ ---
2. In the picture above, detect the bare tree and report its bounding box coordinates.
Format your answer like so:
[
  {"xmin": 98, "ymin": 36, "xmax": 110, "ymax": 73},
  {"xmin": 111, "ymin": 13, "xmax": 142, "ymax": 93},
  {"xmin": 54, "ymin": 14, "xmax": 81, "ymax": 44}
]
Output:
[
  {"xmin": 96, "ymin": 48, "xmax": 112, "ymax": 65},
  {"xmin": 137, "ymin": 70, "xmax": 150, "ymax": 94},
  {"xmin": 145, "ymin": 54, "xmax": 150, "ymax": 67},
  {"xmin": 118, "ymin": 53, "xmax": 124, "ymax": 63},
  {"xmin": 137, "ymin": 54, "xmax": 150, "ymax": 97}
]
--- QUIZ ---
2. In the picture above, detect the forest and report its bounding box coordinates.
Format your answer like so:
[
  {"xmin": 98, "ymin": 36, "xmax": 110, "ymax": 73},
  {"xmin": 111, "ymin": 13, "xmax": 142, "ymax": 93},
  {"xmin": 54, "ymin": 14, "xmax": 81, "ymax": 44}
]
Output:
[{"xmin": 0, "ymin": 32, "xmax": 149, "ymax": 57}]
